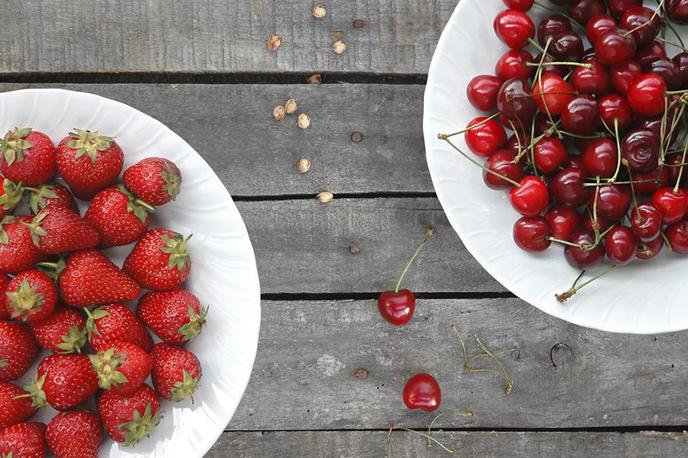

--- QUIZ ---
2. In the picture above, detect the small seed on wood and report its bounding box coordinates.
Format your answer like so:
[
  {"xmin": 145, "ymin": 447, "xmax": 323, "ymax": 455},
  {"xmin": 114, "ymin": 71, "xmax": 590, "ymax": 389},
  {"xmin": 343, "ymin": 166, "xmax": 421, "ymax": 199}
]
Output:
[
  {"xmin": 273, "ymin": 105, "xmax": 286, "ymax": 121},
  {"xmin": 308, "ymin": 74, "xmax": 322, "ymax": 85},
  {"xmin": 296, "ymin": 157, "xmax": 311, "ymax": 174},
  {"xmin": 312, "ymin": 4, "xmax": 327, "ymax": 18},
  {"xmin": 316, "ymin": 191, "xmax": 334, "ymax": 203},
  {"xmin": 349, "ymin": 244, "xmax": 361, "ymax": 255},
  {"xmin": 353, "ymin": 368, "xmax": 368, "ymax": 379},
  {"xmin": 267, "ymin": 35, "xmax": 282, "ymax": 52},
  {"xmin": 331, "ymin": 40, "xmax": 347, "ymax": 54},
  {"xmin": 353, "ymin": 19, "xmax": 366, "ymax": 29},
  {"xmin": 350, "ymin": 131, "xmax": 363, "ymax": 143},
  {"xmin": 298, "ymin": 113, "xmax": 311, "ymax": 129},
  {"xmin": 284, "ymin": 98, "xmax": 298, "ymax": 114}
]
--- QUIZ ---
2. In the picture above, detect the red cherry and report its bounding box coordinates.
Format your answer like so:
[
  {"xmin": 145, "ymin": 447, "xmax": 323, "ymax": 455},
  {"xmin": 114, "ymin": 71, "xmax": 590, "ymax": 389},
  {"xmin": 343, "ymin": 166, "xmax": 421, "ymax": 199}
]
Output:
[
  {"xmin": 582, "ymin": 138, "xmax": 617, "ymax": 177},
  {"xmin": 610, "ymin": 60, "xmax": 643, "ymax": 94},
  {"xmin": 571, "ymin": 59, "xmax": 610, "ymax": 96},
  {"xmin": 497, "ymin": 78, "xmax": 537, "ymax": 129},
  {"xmin": 663, "ymin": 153, "xmax": 687, "ymax": 188},
  {"xmin": 551, "ymin": 167, "xmax": 589, "ymax": 206},
  {"xmin": 506, "ymin": 133, "xmax": 528, "ymax": 155},
  {"xmin": 621, "ymin": 129, "xmax": 659, "ymax": 172},
  {"xmin": 549, "ymin": 31, "xmax": 584, "ymax": 62},
  {"xmin": 403, "ymin": 373, "xmax": 441, "ymax": 412},
  {"xmin": 582, "ymin": 212, "xmax": 612, "ymax": 234},
  {"xmin": 538, "ymin": 14, "xmax": 572, "ymax": 45},
  {"xmin": 494, "ymin": 9, "xmax": 535, "ymax": 49},
  {"xmin": 561, "ymin": 95, "xmax": 600, "ymax": 136},
  {"xmin": 667, "ymin": 220, "xmax": 688, "ymax": 254},
  {"xmin": 545, "ymin": 205, "xmax": 580, "ymax": 241},
  {"xmin": 378, "ymin": 290, "xmax": 415, "ymax": 325},
  {"xmin": 599, "ymin": 94, "xmax": 632, "ymax": 132},
  {"xmin": 621, "ymin": 7, "xmax": 661, "ymax": 47},
  {"xmin": 513, "ymin": 216, "xmax": 551, "ymax": 251},
  {"xmin": 495, "ymin": 49, "xmax": 534, "ymax": 81},
  {"xmin": 672, "ymin": 52, "xmax": 688, "ymax": 87},
  {"xmin": 465, "ymin": 117, "xmax": 507, "ymax": 157},
  {"xmin": 647, "ymin": 58, "xmax": 683, "ymax": 90},
  {"xmin": 503, "ymin": 0, "xmax": 534, "ymax": 10},
  {"xmin": 626, "ymin": 73, "xmax": 667, "ymax": 117},
  {"xmin": 637, "ymin": 41, "xmax": 667, "ymax": 68},
  {"xmin": 630, "ymin": 203, "xmax": 663, "ymax": 242},
  {"xmin": 568, "ymin": 0, "xmax": 606, "ymax": 25},
  {"xmin": 509, "ymin": 176, "xmax": 549, "ymax": 216},
  {"xmin": 608, "ymin": 0, "xmax": 643, "ymax": 20},
  {"xmin": 589, "ymin": 184, "xmax": 632, "ymax": 220},
  {"xmin": 630, "ymin": 167, "xmax": 668, "ymax": 196},
  {"xmin": 636, "ymin": 234, "xmax": 664, "ymax": 259},
  {"xmin": 652, "ymin": 187, "xmax": 688, "ymax": 224},
  {"xmin": 605, "ymin": 225, "xmax": 636, "ymax": 265},
  {"xmin": 532, "ymin": 72, "xmax": 575, "ymax": 116},
  {"xmin": 595, "ymin": 28, "xmax": 637, "ymax": 65},
  {"xmin": 669, "ymin": 0, "xmax": 688, "ymax": 23},
  {"xmin": 586, "ymin": 14, "xmax": 616, "ymax": 45},
  {"xmin": 483, "ymin": 149, "xmax": 524, "ymax": 189},
  {"xmin": 565, "ymin": 229, "xmax": 605, "ymax": 268},
  {"xmin": 533, "ymin": 137, "xmax": 568, "ymax": 174},
  {"xmin": 466, "ymin": 75, "xmax": 502, "ymax": 111}
]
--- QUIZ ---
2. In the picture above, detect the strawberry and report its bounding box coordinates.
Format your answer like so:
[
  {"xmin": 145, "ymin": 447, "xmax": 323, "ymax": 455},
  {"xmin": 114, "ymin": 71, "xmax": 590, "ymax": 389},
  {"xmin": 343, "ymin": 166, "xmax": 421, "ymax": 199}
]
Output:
[
  {"xmin": 5, "ymin": 270, "xmax": 57, "ymax": 322},
  {"xmin": 0, "ymin": 127, "xmax": 56, "ymax": 187},
  {"xmin": 137, "ymin": 289, "xmax": 207, "ymax": 345},
  {"xmin": 45, "ymin": 411, "xmax": 102, "ymax": 458},
  {"xmin": 22, "ymin": 207, "xmax": 100, "ymax": 255},
  {"xmin": 24, "ymin": 354, "xmax": 98, "ymax": 411},
  {"xmin": 90, "ymin": 341, "xmax": 152, "ymax": 395},
  {"xmin": 0, "ymin": 177, "xmax": 23, "ymax": 219},
  {"xmin": 45, "ymin": 250, "xmax": 140, "ymax": 308},
  {"xmin": 55, "ymin": 130, "xmax": 123, "ymax": 200},
  {"xmin": 123, "ymin": 228, "xmax": 191, "ymax": 290},
  {"xmin": 86, "ymin": 304, "xmax": 152, "ymax": 353},
  {"xmin": 151, "ymin": 343, "xmax": 201, "ymax": 402},
  {"xmin": 28, "ymin": 183, "xmax": 78, "ymax": 216},
  {"xmin": 0, "ymin": 321, "xmax": 38, "ymax": 382},
  {"xmin": 0, "ymin": 274, "xmax": 9, "ymax": 321},
  {"xmin": 123, "ymin": 157, "xmax": 182, "ymax": 206},
  {"xmin": 0, "ymin": 217, "xmax": 44, "ymax": 274},
  {"xmin": 0, "ymin": 383, "xmax": 36, "ymax": 429},
  {"xmin": 85, "ymin": 185, "xmax": 153, "ymax": 247},
  {"xmin": 29, "ymin": 307, "xmax": 87, "ymax": 354},
  {"xmin": 0, "ymin": 422, "xmax": 46, "ymax": 458},
  {"xmin": 97, "ymin": 384, "xmax": 161, "ymax": 445}
]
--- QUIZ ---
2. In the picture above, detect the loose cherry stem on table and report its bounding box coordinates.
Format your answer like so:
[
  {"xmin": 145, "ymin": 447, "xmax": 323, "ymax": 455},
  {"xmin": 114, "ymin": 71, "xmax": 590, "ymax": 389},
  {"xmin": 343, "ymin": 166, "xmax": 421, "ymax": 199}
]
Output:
[{"xmin": 555, "ymin": 265, "xmax": 617, "ymax": 302}]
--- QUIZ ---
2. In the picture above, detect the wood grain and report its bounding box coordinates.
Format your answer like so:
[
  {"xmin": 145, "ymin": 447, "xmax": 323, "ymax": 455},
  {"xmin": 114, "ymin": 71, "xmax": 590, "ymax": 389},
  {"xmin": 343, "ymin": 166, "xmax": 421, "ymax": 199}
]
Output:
[
  {"xmin": 209, "ymin": 430, "xmax": 688, "ymax": 457},
  {"xmin": 229, "ymin": 298, "xmax": 688, "ymax": 430},
  {"xmin": 1, "ymin": 0, "xmax": 457, "ymax": 75}
]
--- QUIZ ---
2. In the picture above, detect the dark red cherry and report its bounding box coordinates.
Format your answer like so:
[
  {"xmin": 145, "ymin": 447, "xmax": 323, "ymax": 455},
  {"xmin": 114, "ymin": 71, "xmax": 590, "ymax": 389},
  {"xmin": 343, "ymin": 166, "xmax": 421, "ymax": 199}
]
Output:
[
  {"xmin": 589, "ymin": 184, "xmax": 632, "ymax": 220},
  {"xmin": 533, "ymin": 137, "xmax": 568, "ymax": 174},
  {"xmin": 465, "ymin": 116, "xmax": 507, "ymax": 157},
  {"xmin": 610, "ymin": 60, "xmax": 643, "ymax": 94},
  {"xmin": 582, "ymin": 138, "xmax": 617, "ymax": 177},
  {"xmin": 513, "ymin": 216, "xmax": 551, "ymax": 251},
  {"xmin": 630, "ymin": 167, "xmax": 668, "ymax": 196},
  {"xmin": 484, "ymin": 149, "xmax": 525, "ymax": 189},
  {"xmin": 549, "ymin": 31, "xmax": 584, "ymax": 62},
  {"xmin": 503, "ymin": 0, "xmax": 534, "ymax": 10},
  {"xmin": 494, "ymin": 9, "xmax": 535, "ymax": 49},
  {"xmin": 626, "ymin": 73, "xmax": 667, "ymax": 117},
  {"xmin": 647, "ymin": 57, "xmax": 683, "ymax": 90},
  {"xmin": 509, "ymin": 176, "xmax": 549, "ymax": 216},
  {"xmin": 572, "ymin": 59, "xmax": 610, "ymax": 96},
  {"xmin": 565, "ymin": 229, "xmax": 605, "ymax": 268},
  {"xmin": 533, "ymin": 52, "xmax": 569, "ymax": 77},
  {"xmin": 567, "ymin": 155, "xmax": 584, "ymax": 170},
  {"xmin": 637, "ymin": 41, "xmax": 667, "ymax": 69},
  {"xmin": 630, "ymin": 203, "xmax": 662, "ymax": 242},
  {"xmin": 403, "ymin": 373, "xmax": 441, "ymax": 412},
  {"xmin": 532, "ymin": 72, "xmax": 575, "ymax": 116},
  {"xmin": 586, "ymin": 14, "xmax": 616, "ymax": 45},
  {"xmin": 582, "ymin": 212, "xmax": 612, "ymax": 234},
  {"xmin": 506, "ymin": 133, "xmax": 528, "ymax": 156},
  {"xmin": 599, "ymin": 94, "xmax": 632, "ymax": 132},
  {"xmin": 495, "ymin": 50, "xmax": 534, "ymax": 81},
  {"xmin": 621, "ymin": 7, "xmax": 661, "ymax": 47},
  {"xmin": 608, "ymin": 0, "xmax": 643, "ymax": 20},
  {"xmin": 652, "ymin": 187, "xmax": 688, "ymax": 224},
  {"xmin": 595, "ymin": 28, "xmax": 637, "ymax": 65},
  {"xmin": 545, "ymin": 205, "xmax": 580, "ymax": 241},
  {"xmin": 497, "ymin": 78, "xmax": 537, "ymax": 129},
  {"xmin": 636, "ymin": 234, "xmax": 663, "ymax": 259},
  {"xmin": 668, "ymin": 0, "xmax": 688, "ymax": 24},
  {"xmin": 378, "ymin": 290, "xmax": 415, "ymax": 325},
  {"xmin": 551, "ymin": 167, "xmax": 589, "ymax": 206},
  {"xmin": 621, "ymin": 129, "xmax": 659, "ymax": 172},
  {"xmin": 672, "ymin": 52, "xmax": 688, "ymax": 87},
  {"xmin": 538, "ymin": 14, "xmax": 572, "ymax": 45},
  {"xmin": 667, "ymin": 220, "xmax": 688, "ymax": 253},
  {"xmin": 534, "ymin": 112, "xmax": 557, "ymax": 136},
  {"xmin": 605, "ymin": 225, "xmax": 636, "ymax": 265},
  {"xmin": 569, "ymin": 0, "xmax": 606, "ymax": 25},
  {"xmin": 466, "ymin": 75, "xmax": 502, "ymax": 111},
  {"xmin": 561, "ymin": 95, "xmax": 600, "ymax": 135},
  {"xmin": 663, "ymin": 153, "xmax": 687, "ymax": 188}
]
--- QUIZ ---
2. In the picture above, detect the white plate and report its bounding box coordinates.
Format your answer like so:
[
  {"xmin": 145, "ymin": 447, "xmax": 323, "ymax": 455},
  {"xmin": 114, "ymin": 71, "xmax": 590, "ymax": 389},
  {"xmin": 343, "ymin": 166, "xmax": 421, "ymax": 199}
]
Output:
[
  {"xmin": 4, "ymin": 88, "xmax": 261, "ymax": 456},
  {"xmin": 424, "ymin": 1, "xmax": 684, "ymax": 334}
]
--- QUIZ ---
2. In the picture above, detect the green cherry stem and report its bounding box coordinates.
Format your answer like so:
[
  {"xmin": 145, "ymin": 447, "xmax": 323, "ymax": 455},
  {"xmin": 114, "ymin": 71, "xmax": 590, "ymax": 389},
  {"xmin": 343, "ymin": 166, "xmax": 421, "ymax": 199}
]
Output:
[
  {"xmin": 394, "ymin": 228, "xmax": 434, "ymax": 293},
  {"xmin": 438, "ymin": 135, "xmax": 521, "ymax": 187},
  {"xmin": 673, "ymin": 135, "xmax": 688, "ymax": 193},
  {"xmin": 608, "ymin": 119, "xmax": 622, "ymax": 184},
  {"xmin": 441, "ymin": 112, "xmax": 501, "ymax": 138},
  {"xmin": 555, "ymin": 265, "xmax": 617, "ymax": 302}
]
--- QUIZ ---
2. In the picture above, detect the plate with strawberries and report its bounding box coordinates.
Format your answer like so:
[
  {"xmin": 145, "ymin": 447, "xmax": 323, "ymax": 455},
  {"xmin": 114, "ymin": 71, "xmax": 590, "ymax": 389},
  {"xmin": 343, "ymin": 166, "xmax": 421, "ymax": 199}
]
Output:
[{"xmin": 0, "ymin": 88, "xmax": 261, "ymax": 456}]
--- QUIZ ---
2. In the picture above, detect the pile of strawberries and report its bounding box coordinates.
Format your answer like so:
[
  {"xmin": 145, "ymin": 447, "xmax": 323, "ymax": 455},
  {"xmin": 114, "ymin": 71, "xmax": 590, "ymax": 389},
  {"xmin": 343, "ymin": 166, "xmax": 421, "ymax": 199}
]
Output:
[{"xmin": 0, "ymin": 127, "xmax": 206, "ymax": 456}]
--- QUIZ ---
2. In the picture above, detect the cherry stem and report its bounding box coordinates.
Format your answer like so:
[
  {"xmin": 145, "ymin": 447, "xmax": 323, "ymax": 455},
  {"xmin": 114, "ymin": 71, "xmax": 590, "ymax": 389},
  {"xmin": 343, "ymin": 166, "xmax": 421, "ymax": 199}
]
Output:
[
  {"xmin": 663, "ymin": 21, "xmax": 686, "ymax": 50},
  {"xmin": 674, "ymin": 135, "xmax": 688, "ymax": 193},
  {"xmin": 555, "ymin": 265, "xmax": 617, "ymax": 302},
  {"xmin": 662, "ymin": 231, "xmax": 673, "ymax": 251},
  {"xmin": 467, "ymin": 347, "xmax": 519, "ymax": 364},
  {"xmin": 559, "ymin": 130, "xmax": 606, "ymax": 140},
  {"xmin": 583, "ymin": 178, "xmax": 656, "ymax": 187},
  {"xmin": 387, "ymin": 425, "xmax": 455, "ymax": 458},
  {"xmin": 426, "ymin": 413, "xmax": 445, "ymax": 448},
  {"xmin": 656, "ymin": 36, "xmax": 686, "ymax": 51},
  {"xmin": 475, "ymin": 335, "xmax": 514, "ymax": 396},
  {"xmin": 450, "ymin": 324, "xmax": 471, "ymax": 369},
  {"xmin": 534, "ymin": 38, "xmax": 563, "ymax": 141},
  {"xmin": 529, "ymin": 119, "xmax": 542, "ymax": 179},
  {"xmin": 625, "ymin": 164, "xmax": 640, "ymax": 213},
  {"xmin": 592, "ymin": 176, "xmax": 601, "ymax": 242},
  {"xmin": 438, "ymin": 136, "xmax": 521, "ymax": 187},
  {"xmin": 394, "ymin": 228, "xmax": 434, "ymax": 292},
  {"xmin": 547, "ymin": 236, "xmax": 585, "ymax": 248},
  {"xmin": 608, "ymin": 119, "xmax": 621, "ymax": 184},
  {"xmin": 442, "ymin": 112, "xmax": 501, "ymax": 138},
  {"xmin": 526, "ymin": 61, "xmax": 591, "ymax": 68}
]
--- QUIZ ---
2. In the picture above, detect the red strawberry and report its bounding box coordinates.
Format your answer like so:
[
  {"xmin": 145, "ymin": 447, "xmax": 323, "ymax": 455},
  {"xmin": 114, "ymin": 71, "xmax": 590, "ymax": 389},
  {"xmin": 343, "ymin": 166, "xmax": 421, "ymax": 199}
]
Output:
[
  {"xmin": 0, "ymin": 422, "xmax": 46, "ymax": 458},
  {"xmin": 5, "ymin": 270, "xmax": 57, "ymax": 322},
  {"xmin": 151, "ymin": 343, "xmax": 202, "ymax": 402},
  {"xmin": 85, "ymin": 186, "xmax": 153, "ymax": 247},
  {"xmin": 28, "ymin": 183, "xmax": 78, "ymax": 216},
  {"xmin": 0, "ymin": 128, "xmax": 56, "ymax": 187},
  {"xmin": 123, "ymin": 157, "xmax": 182, "ymax": 206},
  {"xmin": 0, "ymin": 177, "xmax": 23, "ymax": 218},
  {"xmin": 86, "ymin": 304, "xmax": 152, "ymax": 352},
  {"xmin": 137, "ymin": 289, "xmax": 207, "ymax": 345},
  {"xmin": 29, "ymin": 307, "xmax": 87, "ymax": 354},
  {"xmin": 45, "ymin": 411, "xmax": 103, "ymax": 458},
  {"xmin": 97, "ymin": 384, "xmax": 161, "ymax": 445},
  {"xmin": 0, "ymin": 321, "xmax": 39, "ymax": 382},
  {"xmin": 24, "ymin": 354, "xmax": 98, "ymax": 411},
  {"xmin": 124, "ymin": 228, "xmax": 191, "ymax": 290},
  {"xmin": 0, "ymin": 274, "xmax": 9, "ymax": 320},
  {"xmin": 48, "ymin": 250, "xmax": 140, "ymax": 308},
  {"xmin": 0, "ymin": 382, "xmax": 36, "ymax": 429},
  {"xmin": 0, "ymin": 216, "xmax": 45, "ymax": 274},
  {"xmin": 23, "ymin": 207, "xmax": 100, "ymax": 255},
  {"xmin": 55, "ymin": 130, "xmax": 123, "ymax": 200},
  {"xmin": 90, "ymin": 341, "xmax": 152, "ymax": 395}
]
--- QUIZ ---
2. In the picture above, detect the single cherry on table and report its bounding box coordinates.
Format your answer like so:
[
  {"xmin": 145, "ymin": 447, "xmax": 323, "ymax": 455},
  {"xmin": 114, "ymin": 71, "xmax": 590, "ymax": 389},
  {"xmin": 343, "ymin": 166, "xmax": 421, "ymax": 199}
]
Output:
[{"xmin": 403, "ymin": 373, "xmax": 441, "ymax": 412}]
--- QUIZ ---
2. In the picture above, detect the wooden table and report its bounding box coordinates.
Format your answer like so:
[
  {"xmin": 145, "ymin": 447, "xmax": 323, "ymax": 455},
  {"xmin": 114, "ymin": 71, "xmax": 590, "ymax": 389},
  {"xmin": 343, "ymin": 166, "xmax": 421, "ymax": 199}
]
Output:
[{"xmin": 5, "ymin": 1, "xmax": 688, "ymax": 456}]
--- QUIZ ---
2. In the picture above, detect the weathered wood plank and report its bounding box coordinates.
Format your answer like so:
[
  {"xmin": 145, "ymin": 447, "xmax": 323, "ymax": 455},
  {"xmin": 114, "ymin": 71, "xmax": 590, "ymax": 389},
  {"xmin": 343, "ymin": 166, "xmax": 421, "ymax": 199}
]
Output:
[
  {"xmin": 229, "ymin": 299, "xmax": 688, "ymax": 430},
  {"xmin": 209, "ymin": 430, "xmax": 688, "ymax": 457},
  {"xmin": 2, "ymin": 0, "xmax": 457, "ymax": 75},
  {"xmin": 0, "ymin": 83, "xmax": 432, "ymax": 195}
]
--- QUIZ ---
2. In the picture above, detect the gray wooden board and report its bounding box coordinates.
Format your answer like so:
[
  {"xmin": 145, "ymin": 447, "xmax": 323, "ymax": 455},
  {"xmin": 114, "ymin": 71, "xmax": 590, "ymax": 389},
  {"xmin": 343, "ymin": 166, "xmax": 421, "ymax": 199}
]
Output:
[
  {"xmin": 228, "ymin": 299, "xmax": 688, "ymax": 430},
  {"xmin": 209, "ymin": 430, "xmax": 688, "ymax": 457},
  {"xmin": 0, "ymin": 83, "xmax": 435, "ymax": 195},
  {"xmin": 1, "ymin": 0, "xmax": 458, "ymax": 75}
]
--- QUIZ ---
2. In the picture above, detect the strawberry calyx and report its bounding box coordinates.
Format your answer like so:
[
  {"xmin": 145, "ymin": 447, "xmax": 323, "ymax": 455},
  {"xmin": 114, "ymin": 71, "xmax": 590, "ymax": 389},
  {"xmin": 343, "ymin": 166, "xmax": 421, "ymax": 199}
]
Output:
[
  {"xmin": 21, "ymin": 374, "xmax": 48, "ymax": 408},
  {"xmin": 56, "ymin": 325, "xmax": 88, "ymax": 354},
  {"xmin": 121, "ymin": 402, "xmax": 162, "ymax": 446},
  {"xmin": 0, "ymin": 359, "xmax": 6, "ymax": 368},
  {"xmin": 178, "ymin": 305, "xmax": 208, "ymax": 342},
  {"xmin": 169, "ymin": 369, "xmax": 200, "ymax": 402},
  {"xmin": 89, "ymin": 347, "xmax": 128, "ymax": 390},
  {"xmin": 28, "ymin": 184, "xmax": 59, "ymax": 214},
  {"xmin": 160, "ymin": 232, "xmax": 192, "ymax": 271},
  {"xmin": 0, "ymin": 216, "xmax": 15, "ymax": 245},
  {"xmin": 20, "ymin": 211, "xmax": 49, "ymax": 248},
  {"xmin": 161, "ymin": 163, "xmax": 181, "ymax": 200},
  {"xmin": 84, "ymin": 307, "xmax": 109, "ymax": 339},
  {"xmin": 118, "ymin": 185, "xmax": 155, "ymax": 224},
  {"xmin": 67, "ymin": 129, "xmax": 114, "ymax": 164},
  {"xmin": 36, "ymin": 259, "xmax": 66, "ymax": 281},
  {"xmin": 6, "ymin": 278, "xmax": 45, "ymax": 320},
  {"xmin": 0, "ymin": 178, "xmax": 23, "ymax": 211},
  {"xmin": 0, "ymin": 127, "xmax": 33, "ymax": 165}
]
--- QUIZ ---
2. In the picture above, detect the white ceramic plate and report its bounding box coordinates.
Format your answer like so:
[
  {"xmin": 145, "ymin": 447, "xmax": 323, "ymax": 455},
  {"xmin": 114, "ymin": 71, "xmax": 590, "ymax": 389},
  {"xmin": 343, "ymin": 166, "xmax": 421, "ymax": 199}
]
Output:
[
  {"xmin": 423, "ymin": 1, "xmax": 685, "ymax": 334},
  {"xmin": 5, "ymin": 88, "xmax": 261, "ymax": 456}
]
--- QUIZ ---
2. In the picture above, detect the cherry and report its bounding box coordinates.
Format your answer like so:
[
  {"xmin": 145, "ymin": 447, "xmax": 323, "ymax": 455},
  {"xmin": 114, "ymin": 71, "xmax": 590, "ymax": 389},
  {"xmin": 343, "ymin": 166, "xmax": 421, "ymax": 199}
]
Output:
[
  {"xmin": 663, "ymin": 153, "xmax": 687, "ymax": 188},
  {"xmin": 568, "ymin": 0, "xmax": 606, "ymax": 25},
  {"xmin": 630, "ymin": 203, "xmax": 662, "ymax": 242},
  {"xmin": 561, "ymin": 95, "xmax": 600, "ymax": 136},
  {"xmin": 551, "ymin": 167, "xmax": 589, "ymax": 206},
  {"xmin": 537, "ymin": 14, "xmax": 572, "ymax": 45},
  {"xmin": 672, "ymin": 52, "xmax": 688, "ymax": 87},
  {"xmin": 586, "ymin": 14, "xmax": 616, "ymax": 45},
  {"xmin": 626, "ymin": 73, "xmax": 667, "ymax": 117},
  {"xmin": 620, "ymin": 7, "xmax": 661, "ymax": 47},
  {"xmin": 582, "ymin": 138, "xmax": 617, "ymax": 177},
  {"xmin": 647, "ymin": 58, "xmax": 683, "ymax": 90},
  {"xmin": 636, "ymin": 234, "xmax": 664, "ymax": 259},
  {"xmin": 637, "ymin": 41, "xmax": 667, "ymax": 69},
  {"xmin": 667, "ymin": 220, "xmax": 688, "ymax": 254},
  {"xmin": 549, "ymin": 31, "xmax": 584, "ymax": 62},
  {"xmin": 534, "ymin": 112, "xmax": 557, "ymax": 136},
  {"xmin": 533, "ymin": 137, "xmax": 568, "ymax": 174},
  {"xmin": 599, "ymin": 94, "xmax": 632, "ymax": 132},
  {"xmin": 494, "ymin": 9, "xmax": 535, "ymax": 49},
  {"xmin": 571, "ymin": 59, "xmax": 610, "ymax": 96},
  {"xmin": 668, "ymin": 0, "xmax": 688, "ymax": 24},
  {"xmin": 497, "ymin": 78, "xmax": 537, "ymax": 128},
  {"xmin": 506, "ymin": 133, "xmax": 528, "ymax": 155},
  {"xmin": 532, "ymin": 72, "xmax": 575, "ymax": 116},
  {"xmin": 564, "ymin": 229, "xmax": 605, "ymax": 268},
  {"xmin": 465, "ymin": 117, "xmax": 507, "ymax": 157},
  {"xmin": 605, "ymin": 225, "xmax": 636, "ymax": 265},
  {"xmin": 509, "ymin": 176, "xmax": 549, "ymax": 216},
  {"xmin": 608, "ymin": 0, "xmax": 643, "ymax": 20},
  {"xmin": 403, "ymin": 373, "xmax": 441, "ymax": 412},
  {"xmin": 652, "ymin": 187, "xmax": 688, "ymax": 224},
  {"xmin": 621, "ymin": 129, "xmax": 659, "ymax": 172},
  {"xmin": 495, "ymin": 50, "xmax": 534, "ymax": 81},
  {"xmin": 503, "ymin": 0, "xmax": 534, "ymax": 10},
  {"xmin": 630, "ymin": 167, "xmax": 668, "ymax": 196},
  {"xmin": 545, "ymin": 205, "xmax": 580, "ymax": 241},
  {"xmin": 595, "ymin": 28, "xmax": 637, "ymax": 65},
  {"xmin": 513, "ymin": 216, "xmax": 551, "ymax": 251},
  {"xmin": 589, "ymin": 184, "xmax": 632, "ymax": 220},
  {"xmin": 567, "ymin": 154, "xmax": 585, "ymax": 169},
  {"xmin": 484, "ymin": 149, "xmax": 524, "ymax": 189},
  {"xmin": 610, "ymin": 60, "xmax": 643, "ymax": 94},
  {"xmin": 466, "ymin": 75, "xmax": 502, "ymax": 111},
  {"xmin": 582, "ymin": 212, "xmax": 612, "ymax": 234}
]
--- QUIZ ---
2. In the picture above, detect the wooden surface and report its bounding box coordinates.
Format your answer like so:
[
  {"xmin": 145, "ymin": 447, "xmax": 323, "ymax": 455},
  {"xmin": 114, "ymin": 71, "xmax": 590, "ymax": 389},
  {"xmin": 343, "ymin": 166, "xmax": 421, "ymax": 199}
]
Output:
[{"xmin": 5, "ymin": 2, "xmax": 686, "ymax": 457}]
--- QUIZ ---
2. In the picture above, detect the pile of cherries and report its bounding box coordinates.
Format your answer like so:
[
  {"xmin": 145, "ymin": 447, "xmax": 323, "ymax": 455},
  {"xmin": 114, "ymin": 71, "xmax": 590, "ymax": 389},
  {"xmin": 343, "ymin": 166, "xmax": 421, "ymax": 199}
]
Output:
[{"xmin": 441, "ymin": 0, "xmax": 688, "ymax": 274}]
